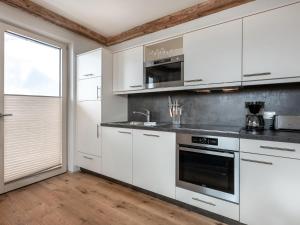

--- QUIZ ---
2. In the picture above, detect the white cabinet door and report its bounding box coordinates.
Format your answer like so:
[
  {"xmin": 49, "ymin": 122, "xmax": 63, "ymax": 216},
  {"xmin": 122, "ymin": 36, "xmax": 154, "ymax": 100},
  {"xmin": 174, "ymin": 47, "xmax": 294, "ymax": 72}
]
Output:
[
  {"xmin": 102, "ymin": 127, "xmax": 133, "ymax": 184},
  {"xmin": 77, "ymin": 77, "xmax": 101, "ymax": 101},
  {"xmin": 240, "ymin": 152, "xmax": 300, "ymax": 225},
  {"xmin": 113, "ymin": 46, "xmax": 144, "ymax": 92},
  {"xmin": 243, "ymin": 3, "xmax": 300, "ymax": 82},
  {"xmin": 184, "ymin": 20, "xmax": 242, "ymax": 86},
  {"xmin": 76, "ymin": 101, "xmax": 101, "ymax": 156},
  {"xmin": 77, "ymin": 49, "xmax": 102, "ymax": 79},
  {"xmin": 132, "ymin": 130, "xmax": 176, "ymax": 199}
]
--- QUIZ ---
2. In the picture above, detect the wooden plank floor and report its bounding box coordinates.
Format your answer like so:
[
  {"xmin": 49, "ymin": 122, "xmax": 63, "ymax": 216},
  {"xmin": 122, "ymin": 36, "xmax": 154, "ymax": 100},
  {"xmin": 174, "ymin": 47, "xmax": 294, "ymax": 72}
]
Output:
[{"xmin": 0, "ymin": 172, "xmax": 226, "ymax": 225}]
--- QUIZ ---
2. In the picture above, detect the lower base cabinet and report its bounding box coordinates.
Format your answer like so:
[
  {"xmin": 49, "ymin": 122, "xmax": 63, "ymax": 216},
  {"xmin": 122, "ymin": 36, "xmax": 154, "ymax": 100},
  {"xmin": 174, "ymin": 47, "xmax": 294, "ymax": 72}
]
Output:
[
  {"xmin": 240, "ymin": 152, "xmax": 300, "ymax": 225},
  {"xmin": 77, "ymin": 152, "xmax": 102, "ymax": 174},
  {"xmin": 102, "ymin": 127, "xmax": 133, "ymax": 184},
  {"xmin": 77, "ymin": 101, "xmax": 101, "ymax": 156},
  {"xmin": 132, "ymin": 130, "xmax": 176, "ymax": 199},
  {"xmin": 176, "ymin": 187, "xmax": 239, "ymax": 221}
]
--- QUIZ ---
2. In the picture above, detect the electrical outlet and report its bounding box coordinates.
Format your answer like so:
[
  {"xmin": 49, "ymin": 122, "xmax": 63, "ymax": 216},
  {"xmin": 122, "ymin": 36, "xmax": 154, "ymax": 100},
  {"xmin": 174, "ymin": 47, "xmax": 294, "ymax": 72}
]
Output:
[{"xmin": 264, "ymin": 111, "xmax": 276, "ymax": 120}]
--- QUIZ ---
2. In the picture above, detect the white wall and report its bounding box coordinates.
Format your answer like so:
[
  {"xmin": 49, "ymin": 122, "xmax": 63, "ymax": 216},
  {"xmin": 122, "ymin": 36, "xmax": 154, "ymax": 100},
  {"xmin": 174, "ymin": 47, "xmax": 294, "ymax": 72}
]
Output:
[
  {"xmin": 0, "ymin": 2, "xmax": 102, "ymax": 172},
  {"xmin": 109, "ymin": 0, "xmax": 299, "ymax": 52}
]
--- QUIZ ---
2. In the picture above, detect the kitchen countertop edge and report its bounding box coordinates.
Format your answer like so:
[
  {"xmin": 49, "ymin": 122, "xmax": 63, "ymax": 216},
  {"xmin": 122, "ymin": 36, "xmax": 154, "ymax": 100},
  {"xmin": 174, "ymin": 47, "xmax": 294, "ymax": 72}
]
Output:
[
  {"xmin": 101, "ymin": 123, "xmax": 300, "ymax": 143},
  {"xmin": 101, "ymin": 123, "xmax": 240, "ymax": 138}
]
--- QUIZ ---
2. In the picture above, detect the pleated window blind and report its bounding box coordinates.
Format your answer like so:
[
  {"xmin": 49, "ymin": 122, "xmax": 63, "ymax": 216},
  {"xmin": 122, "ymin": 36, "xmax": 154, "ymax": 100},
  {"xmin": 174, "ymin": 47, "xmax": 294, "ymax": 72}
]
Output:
[{"xmin": 3, "ymin": 32, "xmax": 63, "ymax": 183}]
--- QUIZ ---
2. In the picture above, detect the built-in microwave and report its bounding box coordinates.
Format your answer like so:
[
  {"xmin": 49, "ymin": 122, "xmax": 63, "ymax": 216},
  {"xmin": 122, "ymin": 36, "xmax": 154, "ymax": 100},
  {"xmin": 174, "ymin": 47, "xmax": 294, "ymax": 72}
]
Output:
[{"xmin": 144, "ymin": 55, "xmax": 184, "ymax": 89}]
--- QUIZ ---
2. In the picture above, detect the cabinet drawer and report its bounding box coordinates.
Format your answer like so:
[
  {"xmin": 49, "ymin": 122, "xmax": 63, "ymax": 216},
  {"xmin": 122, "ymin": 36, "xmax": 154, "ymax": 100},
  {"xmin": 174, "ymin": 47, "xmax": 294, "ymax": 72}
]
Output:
[
  {"xmin": 240, "ymin": 139, "xmax": 300, "ymax": 159},
  {"xmin": 176, "ymin": 187, "xmax": 239, "ymax": 221},
  {"xmin": 77, "ymin": 152, "xmax": 101, "ymax": 173},
  {"xmin": 77, "ymin": 77, "xmax": 101, "ymax": 101},
  {"xmin": 77, "ymin": 50, "xmax": 102, "ymax": 79}
]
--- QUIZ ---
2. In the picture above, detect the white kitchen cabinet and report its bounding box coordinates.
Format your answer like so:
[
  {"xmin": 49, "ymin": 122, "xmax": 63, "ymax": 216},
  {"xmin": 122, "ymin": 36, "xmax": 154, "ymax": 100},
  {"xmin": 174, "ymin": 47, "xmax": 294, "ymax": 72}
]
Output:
[
  {"xmin": 240, "ymin": 152, "xmax": 300, "ymax": 225},
  {"xmin": 183, "ymin": 20, "xmax": 242, "ymax": 87},
  {"xmin": 176, "ymin": 187, "xmax": 239, "ymax": 221},
  {"xmin": 113, "ymin": 46, "xmax": 144, "ymax": 92},
  {"xmin": 77, "ymin": 77, "xmax": 101, "ymax": 101},
  {"xmin": 132, "ymin": 130, "xmax": 176, "ymax": 199},
  {"xmin": 77, "ymin": 49, "xmax": 102, "ymax": 79},
  {"xmin": 77, "ymin": 101, "xmax": 101, "ymax": 156},
  {"xmin": 77, "ymin": 152, "xmax": 101, "ymax": 174},
  {"xmin": 76, "ymin": 48, "xmax": 127, "ymax": 173},
  {"xmin": 240, "ymin": 139, "xmax": 300, "ymax": 160},
  {"xmin": 102, "ymin": 127, "xmax": 133, "ymax": 184},
  {"xmin": 243, "ymin": 3, "xmax": 300, "ymax": 84}
]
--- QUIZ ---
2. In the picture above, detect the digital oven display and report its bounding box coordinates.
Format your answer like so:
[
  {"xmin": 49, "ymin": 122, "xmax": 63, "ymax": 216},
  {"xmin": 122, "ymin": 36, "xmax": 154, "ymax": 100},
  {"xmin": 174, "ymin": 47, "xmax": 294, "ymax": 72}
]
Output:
[{"xmin": 191, "ymin": 136, "xmax": 218, "ymax": 146}]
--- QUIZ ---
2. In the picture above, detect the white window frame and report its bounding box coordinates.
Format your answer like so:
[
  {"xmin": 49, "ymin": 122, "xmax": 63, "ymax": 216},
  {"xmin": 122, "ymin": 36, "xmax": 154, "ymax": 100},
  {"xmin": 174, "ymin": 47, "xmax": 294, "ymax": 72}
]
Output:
[{"xmin": 0, "ymin": 21, "xmax": 68, "ymax": 194}]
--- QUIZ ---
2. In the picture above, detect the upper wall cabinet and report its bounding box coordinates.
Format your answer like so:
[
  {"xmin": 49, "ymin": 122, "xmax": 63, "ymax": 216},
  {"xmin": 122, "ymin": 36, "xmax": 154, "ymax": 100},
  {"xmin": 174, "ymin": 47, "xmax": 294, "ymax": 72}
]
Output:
[
  {"xmin": 77, "ymin": 50, "xmax": 102, "ymax": 79},
  {"xmin": 113, "ymin": 46, "xmax": 144, "ymax": 92},
  {"xmin": 243, "ymin": 3, "xmax": 300, "ymax": 83},
  {"xmin": 183, "ymin": 20, "xmax": 242, "ymax": 87}
]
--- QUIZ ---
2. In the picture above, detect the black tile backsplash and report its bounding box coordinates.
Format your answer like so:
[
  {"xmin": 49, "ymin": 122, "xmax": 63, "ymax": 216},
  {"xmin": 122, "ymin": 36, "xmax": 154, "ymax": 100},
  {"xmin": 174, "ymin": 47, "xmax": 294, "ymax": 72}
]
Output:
[{"xmin": 128, "ymin": 84, "xmax": 300, "ymax": 127}]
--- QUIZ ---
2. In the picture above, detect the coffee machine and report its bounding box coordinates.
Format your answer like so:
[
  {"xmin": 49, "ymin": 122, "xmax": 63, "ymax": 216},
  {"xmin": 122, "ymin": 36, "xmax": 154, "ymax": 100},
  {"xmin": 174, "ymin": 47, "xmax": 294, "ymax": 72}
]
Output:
[{"xmin": 245, "ymin": 102, "xmax": 265, "ymax": 131}]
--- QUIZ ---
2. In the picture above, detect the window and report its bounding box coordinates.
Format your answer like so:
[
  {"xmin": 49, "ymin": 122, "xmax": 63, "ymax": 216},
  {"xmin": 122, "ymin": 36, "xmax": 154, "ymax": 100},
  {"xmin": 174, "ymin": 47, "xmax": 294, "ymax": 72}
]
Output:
[
  {"xmin": 3, "ymin": 31, "xmax": 65, "ymax": 184},
  {"xmin": 4, "ymin": 32, "xmax": 61, "ymax": 96}
]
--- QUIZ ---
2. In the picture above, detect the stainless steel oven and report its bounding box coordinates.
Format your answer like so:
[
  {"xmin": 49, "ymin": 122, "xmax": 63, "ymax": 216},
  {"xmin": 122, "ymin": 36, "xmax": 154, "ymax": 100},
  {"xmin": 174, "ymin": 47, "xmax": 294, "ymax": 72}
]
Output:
[
  {"xmin": 176, "ymin": 133, "xmax": 240, "ymax": 203},
  {"xmin": 144, "ymin": 55, "xmax": 184, "ymax": 89}
]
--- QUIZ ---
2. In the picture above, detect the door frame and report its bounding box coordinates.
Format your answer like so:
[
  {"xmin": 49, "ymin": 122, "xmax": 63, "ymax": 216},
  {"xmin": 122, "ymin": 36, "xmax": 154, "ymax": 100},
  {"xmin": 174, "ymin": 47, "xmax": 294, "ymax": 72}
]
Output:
[{"xmin": 0, "ymin": 22, "xmax": 68, "ymax": 194}]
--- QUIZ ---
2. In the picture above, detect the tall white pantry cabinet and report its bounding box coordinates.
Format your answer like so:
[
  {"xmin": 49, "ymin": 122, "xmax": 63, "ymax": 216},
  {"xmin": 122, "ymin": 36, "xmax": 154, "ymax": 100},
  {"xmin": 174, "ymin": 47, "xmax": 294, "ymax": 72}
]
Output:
[{"xmin": 76, "ymin": 48, "xmax": 127, "ymax": 173}]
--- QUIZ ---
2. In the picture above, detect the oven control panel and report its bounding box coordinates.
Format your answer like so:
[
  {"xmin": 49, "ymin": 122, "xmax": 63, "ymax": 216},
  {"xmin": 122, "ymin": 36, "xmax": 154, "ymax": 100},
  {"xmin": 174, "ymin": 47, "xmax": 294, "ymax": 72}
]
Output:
[{"xmin": 192, "ymin": 136, "xmax": 218, "ymax": 146}]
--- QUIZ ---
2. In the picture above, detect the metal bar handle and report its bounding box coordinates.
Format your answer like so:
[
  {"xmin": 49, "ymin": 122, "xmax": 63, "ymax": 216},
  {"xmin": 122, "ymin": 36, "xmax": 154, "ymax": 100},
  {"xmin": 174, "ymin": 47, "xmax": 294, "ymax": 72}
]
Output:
[
  {"xmin": 180, "ymin": 147, "xmax": 234, "ymax": 158},
  {"xmin": 241, "ymin": 158, "xmax": 273, "ymax": 165},
  {"xmin": 130, "ymin": 85, "xmax": 143, "ymax": 88},
  {"xmin": 97, "ymin": 124, "xmax": 100, "ymax": 138},
  {"xmin": 192, "ymin": 197, "xmax": 216, "ymax": 206},
  {"xmin": 83, "ymin": 156, "xmax": 93, "ymax": 160},
  {"xmin": 243, "ymin": 72, "xmax": 271, "ymax": 77},
  {"xmin": 96, "ymin": 86, "xmax": 101, "ymax": 99},
  {"xmin": 118, "ymin": 131, "xmax": 131, "ymax": 134},
  {"xmin": 0, "ymin": 113, "xmax": 13, "ymax": 117},
  {"xmin": 143, "ymin": 134, "xmax": 160, "ymax": 138},
  {"xmin": 260, "ymin": 145, "xmax": 296, "ymax": 152},
  {"xmin": 83, "ymin": 74, "xmax": 94, "ymax": 77},
  {"xmin": 185, "ymin": 79, "xmax": 203, "ymax": 83}
]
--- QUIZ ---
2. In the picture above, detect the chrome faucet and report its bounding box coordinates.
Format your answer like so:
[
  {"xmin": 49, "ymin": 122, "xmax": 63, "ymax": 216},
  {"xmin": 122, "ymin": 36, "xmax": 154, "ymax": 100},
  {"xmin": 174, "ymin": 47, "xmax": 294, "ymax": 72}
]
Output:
[{"xmin": 133, "ymin": 109, "xmax": 151, "ymax": 122}]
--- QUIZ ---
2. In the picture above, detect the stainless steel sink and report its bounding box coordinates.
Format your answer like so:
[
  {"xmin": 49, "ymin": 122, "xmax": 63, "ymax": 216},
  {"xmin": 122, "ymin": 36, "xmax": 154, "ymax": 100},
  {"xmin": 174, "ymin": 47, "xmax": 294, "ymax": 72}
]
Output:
[
  {"xmin": 128, "ymin": 121, "xmax": 145, "ymax": 126},
  {"xmin": 117, "ymin": 121, "xmax": 160, "ymax": 127}
]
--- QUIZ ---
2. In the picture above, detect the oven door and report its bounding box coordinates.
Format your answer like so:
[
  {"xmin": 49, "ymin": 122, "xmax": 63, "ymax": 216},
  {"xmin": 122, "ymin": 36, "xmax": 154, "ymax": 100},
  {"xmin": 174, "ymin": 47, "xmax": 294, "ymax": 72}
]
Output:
[
  {"xmin": 144, "ymin": 61, "xmax": 184, "ymax": 89},
  {"xmin": 176, "ymin": 146, "xmax": 239, "ymax": 203}
]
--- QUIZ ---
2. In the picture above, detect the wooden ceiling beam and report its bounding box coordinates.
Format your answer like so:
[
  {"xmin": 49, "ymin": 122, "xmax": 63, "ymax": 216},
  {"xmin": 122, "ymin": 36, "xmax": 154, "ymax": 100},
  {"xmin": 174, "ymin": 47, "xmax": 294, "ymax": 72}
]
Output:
[
  {"xmin": 0, "ymin": 0, "xmax": 254, "ymax": 46},
  {"xmin": 0, "ymin": 0, "xmax": 108, "ymax": 45},
  {"xmin": 106, "ymin": 0, "xmax": 254, "ymax": 46}
]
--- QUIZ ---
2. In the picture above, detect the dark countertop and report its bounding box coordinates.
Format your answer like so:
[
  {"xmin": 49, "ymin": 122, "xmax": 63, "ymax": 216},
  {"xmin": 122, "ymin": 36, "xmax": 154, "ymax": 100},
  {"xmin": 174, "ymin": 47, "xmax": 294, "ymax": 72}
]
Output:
[
  {"xmin": 240, "ymin": 129, "xmax": 300, "ymax": 144},
  {"xmin": 101, "ymin": 122, "xmax": 300, "ymax": 144}
]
